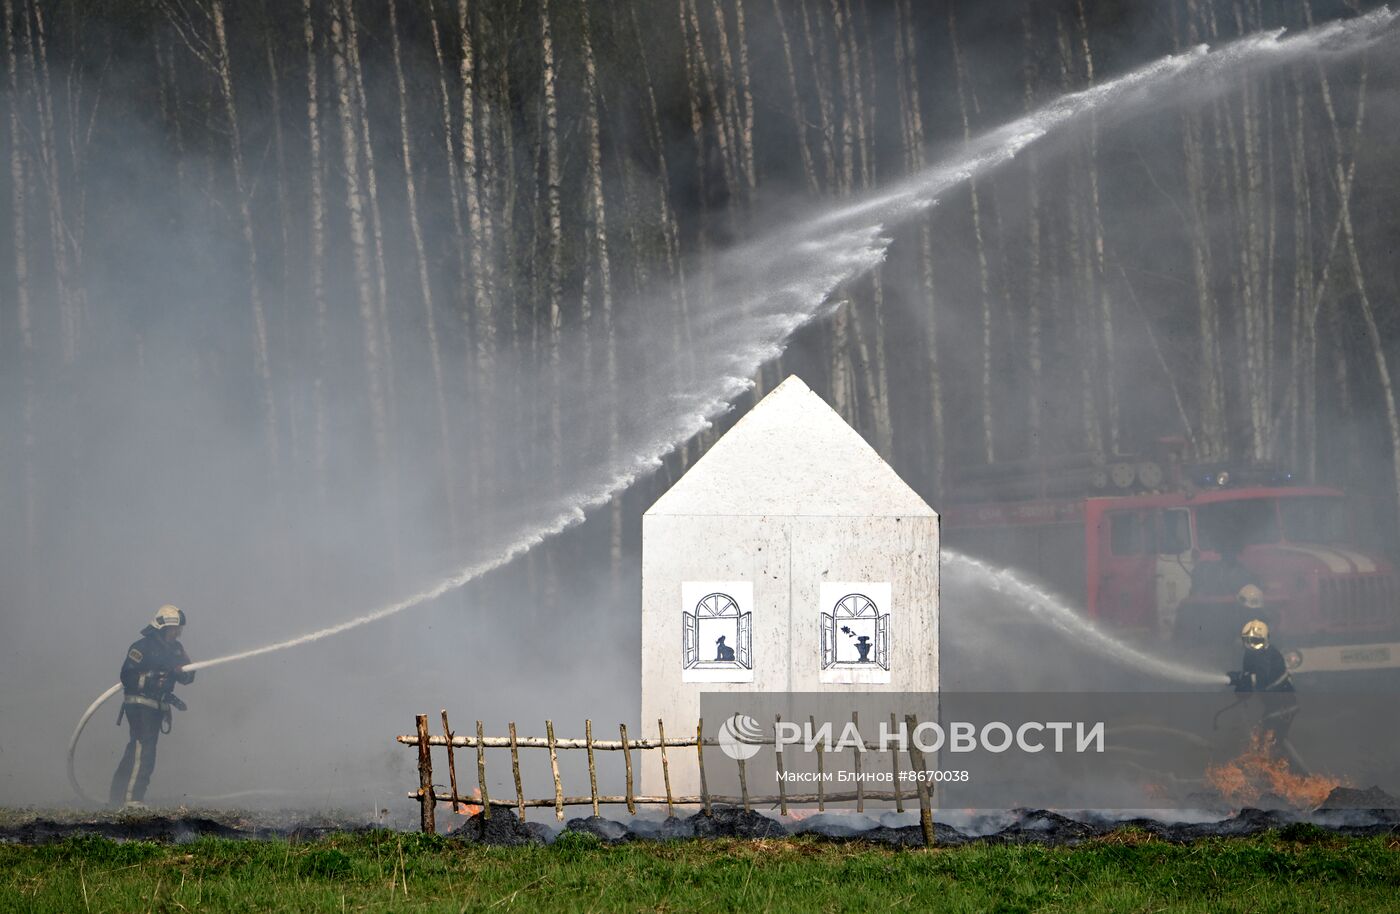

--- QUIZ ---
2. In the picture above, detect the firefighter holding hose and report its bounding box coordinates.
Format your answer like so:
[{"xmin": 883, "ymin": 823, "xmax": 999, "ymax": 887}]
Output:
[
  {"xmin": 109, "ymin": 605, "xmax": 195, "ymax": 808},
  {"xmin": 1227, "ymin": 586, "xmax": 1300, "ymax": 753}
]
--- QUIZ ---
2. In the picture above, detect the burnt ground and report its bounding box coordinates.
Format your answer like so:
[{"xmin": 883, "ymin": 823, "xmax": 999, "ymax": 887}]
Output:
[
  {"xmin": 0, "ymin": 807, "xmax": 387, "ymax": 845},
  {"xmin": 4, "ymin": 786, "xmax": 1397, "ymax": 847}
]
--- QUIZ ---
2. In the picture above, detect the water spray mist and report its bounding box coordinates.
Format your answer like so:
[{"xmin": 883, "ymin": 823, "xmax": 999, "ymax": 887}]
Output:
[{"xmin": 68, "ymin": 9, "xmax": 1395, "ymax": 801}]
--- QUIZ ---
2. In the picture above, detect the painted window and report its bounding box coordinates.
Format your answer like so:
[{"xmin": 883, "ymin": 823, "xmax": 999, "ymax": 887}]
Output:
[
  {"xmin": 820, "ymin": 589, "xmax": 891, "ymax": 675},
  {"xmin": 683, "ymin": 592, "xmax": 753, "ymax": 672}
]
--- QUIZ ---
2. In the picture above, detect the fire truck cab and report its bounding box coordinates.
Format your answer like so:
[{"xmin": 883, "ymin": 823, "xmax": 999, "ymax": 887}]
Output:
[{"xmin": 942, "ymin": 461, "xmax": 1400, "ymax": 677}]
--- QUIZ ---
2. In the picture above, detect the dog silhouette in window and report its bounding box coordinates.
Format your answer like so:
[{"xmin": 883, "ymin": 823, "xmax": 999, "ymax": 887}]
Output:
[{"xmin": 715, "ymin": 635, "xmax": 736, "ymax": 662}]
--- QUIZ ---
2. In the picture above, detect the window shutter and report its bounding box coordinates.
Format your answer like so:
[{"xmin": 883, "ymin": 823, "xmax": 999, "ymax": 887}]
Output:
[
  {"xmin": 876, "ymin": 613, "xmax": 890, "ymax": 670},
  {"xmin": 683, "ymin": 612, "xmax": 697, "ymax": 667}
]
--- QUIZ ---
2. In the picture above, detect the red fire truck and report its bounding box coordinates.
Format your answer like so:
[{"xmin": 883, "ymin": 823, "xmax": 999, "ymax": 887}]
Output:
[{"xmin": 941, "ymin": 451, "xmax": 1400, "ymax": 676}]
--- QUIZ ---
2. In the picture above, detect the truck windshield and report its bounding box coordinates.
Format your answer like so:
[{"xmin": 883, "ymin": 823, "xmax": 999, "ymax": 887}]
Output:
[
  {"xmin": 1195, "ymin": 499, "xmax": 1279, "ymax": 551},
  {"xmin": 1279, "ymin": 497, "xmax": 1349, "ymax": 544}
]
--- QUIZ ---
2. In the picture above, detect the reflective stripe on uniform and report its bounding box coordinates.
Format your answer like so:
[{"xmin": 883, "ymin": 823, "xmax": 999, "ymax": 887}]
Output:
[
  {"xmin": 124, "ymin": 740, "xmax": 143, "ymax": 804},
  {"xmin": 123, "ymin": 695, "xmax": 164, "ymax": 710}
]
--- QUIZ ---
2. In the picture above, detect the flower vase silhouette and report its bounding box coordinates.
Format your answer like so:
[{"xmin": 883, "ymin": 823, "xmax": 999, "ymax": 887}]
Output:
[{"xmin": 855, "ymin": 636, "xmax": 872, "ymax": 663}]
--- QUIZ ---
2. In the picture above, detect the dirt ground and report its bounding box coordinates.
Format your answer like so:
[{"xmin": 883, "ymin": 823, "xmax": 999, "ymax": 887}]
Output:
[{"xmin": 3, "ymin": 797, "xmax": 1398, "ymax": 847}]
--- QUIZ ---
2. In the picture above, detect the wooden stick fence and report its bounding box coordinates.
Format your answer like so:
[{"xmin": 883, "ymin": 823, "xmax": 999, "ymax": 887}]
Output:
[{"xmin": 398, "ymin": 711, "xmax": 938, "ymax": 844}]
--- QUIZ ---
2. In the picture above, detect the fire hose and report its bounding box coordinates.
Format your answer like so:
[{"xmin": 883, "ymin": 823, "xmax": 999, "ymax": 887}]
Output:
[
  {"xmin": 66, "ymin": 682, "xmax": 125, "ymax": 804},
  {"xmin": 67, "ymin": 680, "xmax": 194, "ymax": 802},
  {"xmin": 66, "ymin": 674, "xmax": 197, "ymax": 803},
  {"xmin": 65, "ymin": 508, "xmax": 565, "ymax": 803},
  {"xmin": 67, "ymin": 631, "xmax": 293, "ymax": 802}
]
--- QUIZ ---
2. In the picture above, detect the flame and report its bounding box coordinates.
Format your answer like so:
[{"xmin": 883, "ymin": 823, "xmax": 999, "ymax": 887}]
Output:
[
  {"xmin": 453, "ymin": 787, "xmax": 483, "ymax": 817},
  {"xmin": 1205, "ymin": 729, "xmax": 1343, "ymax": 809}
]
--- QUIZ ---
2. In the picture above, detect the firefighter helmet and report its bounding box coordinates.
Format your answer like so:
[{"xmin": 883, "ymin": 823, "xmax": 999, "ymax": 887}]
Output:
[
  {"xmin": 1241, "ymin": 618, "xmax": 1269, "ymax": 650},
  {"xmin": 151, "ymin": 604, "xmax": 186, "ymax": 629},
  {"xmin": 1237, "ymin": 585, "xmax": 1264, "ymax": 610}
]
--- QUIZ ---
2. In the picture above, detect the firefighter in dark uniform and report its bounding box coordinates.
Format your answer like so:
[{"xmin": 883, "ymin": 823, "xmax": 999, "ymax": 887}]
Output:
[
  {"xmin": 1230, "ymin": 590, "xmax": 1299, "ymax": 749},
  {"xmin": 109, "ymin": 605, "xmax": 195, "ymax": 808}
]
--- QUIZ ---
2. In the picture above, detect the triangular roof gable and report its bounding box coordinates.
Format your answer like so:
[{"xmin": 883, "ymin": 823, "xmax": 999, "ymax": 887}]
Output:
[{"xmin": 646, "ymin": 376, "xmax": 936, "ymax": 518}]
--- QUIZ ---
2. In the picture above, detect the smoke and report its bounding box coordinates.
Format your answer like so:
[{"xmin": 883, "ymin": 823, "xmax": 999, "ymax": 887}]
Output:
[{"xmin": 2, "ymin": 4, "xmax": 1397, "ymax": 811}]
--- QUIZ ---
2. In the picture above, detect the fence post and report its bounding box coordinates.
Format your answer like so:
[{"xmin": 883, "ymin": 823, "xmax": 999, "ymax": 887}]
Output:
[
  {"xmin": 890, "ymin": 712, "xmax": 905, "ymax": 813},
  {"xmin": 475, "ymin": 720, "xmax": 491, "ymax": 820},
  {"xmin": 546, "ymin": 720, "xmax": 564, "ymax": 821},
  {"xmin": 658, "ymin": 718, "xmax": 674, "ymax": 818},
  {"xmin": 737, "ymin": 753, "xmax": 750, "ymax": 813},
  {"xmin": 441, "ymin": 710, "xmax": 460, "ymax": 814},
  {"xmin": 904, "ymin": 714, "xmax": 935, "ymax": 847},
  {"xmin": 852, "ymin": 710, "xmax": 864, "ymax": 813},
  {"xmin": 733, "ymin": 709, "xmax": 750, "ymax": 812},
  {"xmin": 415, "ymin": 714, "xmax": 435, "ymax": 834},
  {"xmin": 508, "ymin": 722, "xmax": 525, "ymax": 822},
  {"xmin": 586, "ymin": 720, "xmax": 600, "ymax": 816},
  {"xmin": 696, "ymin": 719, "xmax": 712, "ymax": 816},
  {"xmin": 773, "ymin": 714, "xmax": 788, "ymax": 816},
  {"xmin": 810, "ymin": 715, "xmax": 825, "ymax": 812},
  {"xmin": 620, "ymin": 724, "xmax": 636, "ymax": 814}
]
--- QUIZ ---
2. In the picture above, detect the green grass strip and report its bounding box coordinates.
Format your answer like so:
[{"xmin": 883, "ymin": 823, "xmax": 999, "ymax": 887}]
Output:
[{"xmin": 2, "ymin": 829, "xmax": 1399, "ymax": 913}]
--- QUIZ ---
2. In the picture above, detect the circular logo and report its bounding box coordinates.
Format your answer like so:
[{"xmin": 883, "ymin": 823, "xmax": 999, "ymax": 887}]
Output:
[{"xmin": 717, "ymin": 714, "xmax": 765, "ymax": 761}]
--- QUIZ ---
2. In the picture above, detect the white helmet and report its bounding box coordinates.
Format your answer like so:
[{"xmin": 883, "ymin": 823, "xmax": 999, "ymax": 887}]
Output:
[{"xmin": 151, "ymin": 604, "xmax": 186, "ymax": 629}]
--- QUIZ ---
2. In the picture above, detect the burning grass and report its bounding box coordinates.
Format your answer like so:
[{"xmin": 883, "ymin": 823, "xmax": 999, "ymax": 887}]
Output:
[
  {"xmin": 1206, "ymin": 729, "xmax": 1345, "ymax": 809},
  {"xmin": 4, "ymin": 830, "xmax": 1400, "ymax": 913}
]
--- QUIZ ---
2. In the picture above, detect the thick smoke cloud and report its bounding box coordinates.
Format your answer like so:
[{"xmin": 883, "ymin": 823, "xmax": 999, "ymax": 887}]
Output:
[{"xmin": 0, "ymin": 1, "xmax": 1395, "ymax": 812}]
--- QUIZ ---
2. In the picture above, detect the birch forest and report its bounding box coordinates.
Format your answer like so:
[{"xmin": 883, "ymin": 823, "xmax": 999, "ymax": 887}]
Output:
[{"xmin": 0, "ymin": 0, "xmax": 1397, "ymax": 623}]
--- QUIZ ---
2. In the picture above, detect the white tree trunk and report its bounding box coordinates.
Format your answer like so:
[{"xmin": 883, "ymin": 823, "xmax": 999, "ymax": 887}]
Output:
[
  {"xmin": 461, "ymin": 0, "xmax": 494, "ymax": 385},
  {"xmin": 342, "ymin": 0, "xmax": 395, "ymax": 422},
  {"xmin": 390, "ymin": 0, "xmax": 458, "ymax": 547},
  {"xmin": 211, "ymin": 0, "xmax": 279, "ymax": 479},
  {"xmin": 303, "ymin": 0, "xmax": 330, "ymax": 499},
  {"xmin": 5, "ymin": 0, "xmax": 35, "ymax": 568},
  {"xmin": 539, "ymin": 0, "xmax": 564, "ymax": 480},
  {"xmin": 329, "ymin": 0, "xmax": 389, "ymax": 487},
  {"xmin": 1075, "ymin": 0, "xmax": 1119, "ymax": 455},
  {"xmin": 951, "ymin": 5, "xmax": 995, "ymax": 463},
  {"xmin": 427, "ymin": 2, "xmax": 470, "ymax": 330}
]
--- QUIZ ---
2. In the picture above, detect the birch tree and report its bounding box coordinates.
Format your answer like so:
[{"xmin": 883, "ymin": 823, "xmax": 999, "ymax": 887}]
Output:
[
  {"xmin": 578, "ymin": 1, "xmax": 623, "ymax": 574},
  {"xmin": 1074, "ymin": 0, "xmax": 1119, "ymax": 454},
  {"xmin": 427, "ymin": 1, "xmax": 470, "ymax": 330},
  {"xmin": 23, "ymin": 0, "xmax": 73, "ymax": 363},
  {"xmin": 1176, "ymin": 0, "xmax": 1227, "ymax": 460},
  {"xmin": 328, "ymin": 0, "xmax": 390, "ymax": 491},
  {"xmin": 1021, "ymin": 0, "xmax": 1044, "ymax": 456},
  {"xmin": 210, "ymin": 0, "xmax": 280, "ymax": 478},
  {"xmin": 461, "ymin": 0, "xmax": 494, "ymax": 389},
  {"xmin": 895, "ymin": 0, "xmax": 943, "ymax": 492},
  {"xmin": 773, "ymin": 0, "xmax": 817, "ymax": 194},
  {"xmin": 540, "ymin": 0, "xmax": 564, "ymax": 477},
  {"xmin": 390, "ymin": 0, "xmax": 458, "ymax": 546},
  {"xmin": 303, "ymin": 0, "xmax": 330, "ymax": 498},
  {"xmin": 342, "ymin": 0, "xmax": 395, "ymax": 420},
  {"xmin": 6, "ymin": 0, "xmax": 34, "ymax": 566},
  {"xmin": 798, "ymin": 0, "xmax": 836, "ymax": 190},
  {"xmin": 263, "ymin": 9, "xmax": 298, "ymax": 465},
  {"xmin": 950, "ymin": 5, "xmax": 996, "ymax": 463}
]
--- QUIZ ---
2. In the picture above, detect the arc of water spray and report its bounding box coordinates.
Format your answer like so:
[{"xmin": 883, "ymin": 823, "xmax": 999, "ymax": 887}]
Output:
[
  {"xmin": 68, "ymin": 9, "xmax": 1395, "ymax": 801},
  {"xmin": 943, "ymin": 551, "xmax": 1227, "ymax": 686}
]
